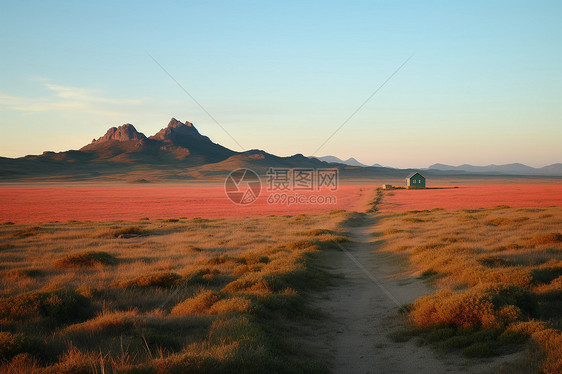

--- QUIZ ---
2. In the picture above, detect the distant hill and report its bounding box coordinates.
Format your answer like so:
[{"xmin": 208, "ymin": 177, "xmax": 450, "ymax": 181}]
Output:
[
  {"xmin": 428, "ymin": 163, "xmax": 562, "ymax": 176},
  {"xmin": 314, "ymin": 155, "xmax": 390, "ymax": 168},
  {"xmin": 314, "ymin": 156, "xmax": 368, "ymax": 167}
]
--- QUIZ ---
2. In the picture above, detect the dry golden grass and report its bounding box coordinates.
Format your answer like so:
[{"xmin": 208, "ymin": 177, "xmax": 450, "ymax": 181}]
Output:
[
  {"xmin": 376, "ymin": 206, "xmax": 562, "ymax": 373},
  {"xmin": 0, "ymin": 211, "xmax": 350, "ymax": 372}
]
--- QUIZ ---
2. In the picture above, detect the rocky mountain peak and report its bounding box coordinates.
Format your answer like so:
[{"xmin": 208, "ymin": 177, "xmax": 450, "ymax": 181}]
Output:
[
  {"xmin": 150, "ymin": 118, "xmax": 201, "ymax": 141},
  {"xmin": 91, "ymin": 123, "xmax": 146, "ymax": 143}
]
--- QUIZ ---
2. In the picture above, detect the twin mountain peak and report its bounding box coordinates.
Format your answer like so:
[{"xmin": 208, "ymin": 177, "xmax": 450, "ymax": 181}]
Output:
[
  {"xmin": 78, "ymin": 118, "xmax": 304, "ymax": 165},
  {"xmin": 88, "ymin": 118, "xmax": 201, "ymax": 145}
]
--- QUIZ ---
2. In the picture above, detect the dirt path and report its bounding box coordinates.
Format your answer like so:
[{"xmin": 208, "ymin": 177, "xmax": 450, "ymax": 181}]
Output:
[{"xmin": 310, "ymin": 214, "xmax": 517, "ymax": 373}]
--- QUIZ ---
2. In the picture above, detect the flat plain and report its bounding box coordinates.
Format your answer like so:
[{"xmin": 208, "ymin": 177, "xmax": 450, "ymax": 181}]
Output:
[
  {"xmin": 0, "ymin": 182, "xmax": 561, "ymax": 373},
  {"xmin": 0, "ymin": 185, "xmax": 369, "ymax": 223},
  {"xmin": 379, "ymin": 184, "xmax": 562, "ymax": 212}
]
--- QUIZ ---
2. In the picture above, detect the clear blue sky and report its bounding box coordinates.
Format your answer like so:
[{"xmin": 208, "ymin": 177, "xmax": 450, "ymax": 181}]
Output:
[{"xmin": 1, "ymin": 0, "xmax": 560, "ymax": 168}]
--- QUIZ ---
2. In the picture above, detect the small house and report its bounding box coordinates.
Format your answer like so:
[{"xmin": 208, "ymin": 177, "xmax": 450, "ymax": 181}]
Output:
[
  {"xmin": 406, "ymin": 172, "xmax": 426, "ymax": 189},
  {"xmin": 382, "ymin": 184, "xmax": 393, "ymax": 189}
]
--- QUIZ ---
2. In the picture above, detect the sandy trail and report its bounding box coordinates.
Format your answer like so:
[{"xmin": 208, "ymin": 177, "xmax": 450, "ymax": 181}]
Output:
[{"xmin": 311, "ymin": 214, "xmax": 518, "ymax": 373}]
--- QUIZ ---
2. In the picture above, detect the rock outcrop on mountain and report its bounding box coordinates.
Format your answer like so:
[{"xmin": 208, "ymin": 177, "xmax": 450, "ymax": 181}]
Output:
[{"xmin": 89, "ymin": 123, "xmax": 147, "ymax": 144}]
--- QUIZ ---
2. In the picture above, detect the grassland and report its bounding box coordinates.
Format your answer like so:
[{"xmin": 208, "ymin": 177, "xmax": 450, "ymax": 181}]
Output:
[
  {"xmin": 375, "ymin": 205, "xmax": 562, "ymax": 373},
  {"xmin": 0, "ymin": 211, "xmax": 352, "ymax": 373}
]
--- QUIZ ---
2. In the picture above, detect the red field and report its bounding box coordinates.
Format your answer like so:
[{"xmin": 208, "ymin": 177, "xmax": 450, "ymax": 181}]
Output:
[
  {"xmin": 0, "ymin": 184, "xmax": 371, "ymax": 223},
  {"xmin": 2, "ymin": 183, "xmax": 560, "ymax": 223},
  {"xmin": 379, "ymin": 184, "xmax": 562, "ymax": 212}
]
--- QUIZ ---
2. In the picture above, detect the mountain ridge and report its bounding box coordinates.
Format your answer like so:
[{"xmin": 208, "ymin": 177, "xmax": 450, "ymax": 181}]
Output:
[
  {"xmin": 427, "ymin": 162, "xmax": 562, "ymax": 176},
  {"xmin": 314, "ymin": 155, "xmax": 385, "ymax": 168}
]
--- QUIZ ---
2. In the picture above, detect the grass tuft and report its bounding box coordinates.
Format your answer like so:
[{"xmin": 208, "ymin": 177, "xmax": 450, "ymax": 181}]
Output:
[
  {"xmin": 462, "ymin": 342, "xmax": 498, "ymax": 357},
  {"xmin": 530, "ymin": 232, "xmax": 562, "ymax": 246},
  {"xmin": 5, "ymin": 268, "xmax": 44, "ymax": 281},
  {"xmin": 171, "ymin": 290, "xmax": 221, "ymax": 315},
  {"xmin": 411, "ymin": 284, "xmax": 537, "ymax": 330},
  {"xmin": 121, "ymin": 272, "xmax": 181, "ymax": 289},
  {"xmin": 54, "ymin": 251, "xmax": 118, "ymax": 268},
  {"xmin": 0, "ymin": 332, "xmax": 26, "ymax": 362},
  {"xmin": 403, "ymin": 217, "xmax": 425, "ymax": 223},
  {"xmin": 112, "ymin": 226, "xmax": 149, "ymax": 238},
  {"xmin": 0, "ymin": 288, "xmax": 93, "ymax": 326},
  {"xmin": 12, "ymin": 227, "xmax": 43, "ymax": 238}
]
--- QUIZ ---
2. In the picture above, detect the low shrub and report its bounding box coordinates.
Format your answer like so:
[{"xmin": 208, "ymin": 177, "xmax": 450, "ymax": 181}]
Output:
[
  {"xmin": 403, "ymin": 218, "xmax": 425, "ymax": 223},
  {"xmin": 0, "ymin": 243, "xmax": 16, "ymax": 251},
  {"xmin": 462, "ymin": 342, "xmax": 498, "ymax": 357},
  {"xmin": 206, "ymin": 255, "xmax": 236, "ymax": 265},
  {"xmin": 437, "ymin": 335, "xmax": 474, "ymax": 350},
  {"xmin": 185, "ymin": 268, "xmax": 222, "ymax": 286},
  {"xmin": 423, "ymin": 327, "xmax": 455, "ymax": 343},
  {"xmin": 0, "ymin": 289, "xmax": 93, "ymax": 325},
  {"xmin": 420, "ymin": 270, "xmax": 439, "ymax": 279},
  {"xmin": 486, "ymin": 216, "xmax": 529, "ymax": 226},
  {"xmin": 171, "ymin": 290, "xmax": 221, "ymax": 315},
  {"xmin": 255, "ymin": 290, "xmax": 307, "ymax": 317},
  {"xmin": 241, "ymin": 255, "xmax": 269, "ymax": 265},
  {"xmin": 222, "ymin": 273, "xmax": 276, "ymax": 294},
  {"xmin": 0, "ymin": 332, "xmax": 25, "ymax": 361},
  {"xmin": 299, "ymin": 229, "xmax": 334, "ymax": 237},
  {"xmin": 497, "ymin": 330, "xmax": 528, "ymax": 345},
  {"xmin": 5, "ymin": 268, "xmax": 44, "ymax": 281},
  {"xmin": 383, "ymin": 228, "xmax": 403, "ymax": 235},
  {"xmin": 1, "ymin": 353, "xmax": 40, "ymax": 373},
  {"xmin": 285, "ymin": 240, "xmax": 317, "ymax": 251},
  {"xmin": 329, "ymin": 209, "xmax": 346, "ymax": 214},
  {"xmin": 232, "ymin": 265, "xmax": 250, "ymax": 276},
  {"xmin": 530, "ymin": 233, "xmax": 562, "ymax": 246},
  {"xmin": 477, "ymin": 255, "xmax": 510, "ymax": 267},
  {"xmin": 418, "ymin": 325, "xmax": 524, "ymax": 357},
  {"xmin": 185, "ymin": 245, "xmax": 203, "ymax": 252},
  {"xmin": 141, "ymin": 327, "xmax": 184, "ymax": 352},
  {"xmin": 387, "ymin": 329, "xmax": 415, "ymax": 342},
  {"xmin": 54, "ymin": 251, "xmax": 118, "ymax": 268},
  {"xmin": 64, "ymin": 310, "xmax": 137, "ymax": 336},
  {"xmin": 410, "ymin": 284, "xmax": 537, "ymax": 330},
  {"xmin": 12, "ymin": 227, "xmax": 43, "ymax": 238},
  {"xmin": 112, "ymin": 226, "xmax": 149, "ymax": 238},
  {"xmin": 41, "ymin": 346, "xmax": 101, "ymax": 374},
  {"xmin": 531, "ymin": 267, "xmax": 562, "ymax": 285},
  {"xmin": 121, "ymin": 272, "xmax": 181, "ymax": 289},
  {"xmin": 209, "ymin": 297, "xmax": 253, "ymax": 314}
]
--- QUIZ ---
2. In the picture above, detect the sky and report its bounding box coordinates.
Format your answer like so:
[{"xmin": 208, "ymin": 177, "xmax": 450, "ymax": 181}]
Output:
[{"xmin": 0, "ymin": 1, "xmax": 561, "ymax": 168}]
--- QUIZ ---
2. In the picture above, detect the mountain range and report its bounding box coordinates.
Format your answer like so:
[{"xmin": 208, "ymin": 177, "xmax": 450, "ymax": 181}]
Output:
[
  {"xmin": 0, "ymin": 118, "xmax": 408, "ymax": 182},
  {"xmin": 0, "ymin": 118, "xmax": 560, "ymax": 182},
  {"xmin": 427, "ymin": 163, "xmax": 562, "ymax": 176}
]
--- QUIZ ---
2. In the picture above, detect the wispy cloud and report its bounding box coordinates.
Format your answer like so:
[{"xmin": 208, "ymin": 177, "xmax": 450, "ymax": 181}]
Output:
[{"xmin": 0, "ymin": 79, "xmax": 144, "ymax": 117}]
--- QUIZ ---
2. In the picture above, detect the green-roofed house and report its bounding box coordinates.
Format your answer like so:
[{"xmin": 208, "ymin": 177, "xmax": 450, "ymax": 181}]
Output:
[{"xmin": 406, "ymin": 172, "xmax": 426, "ymax": 189}]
